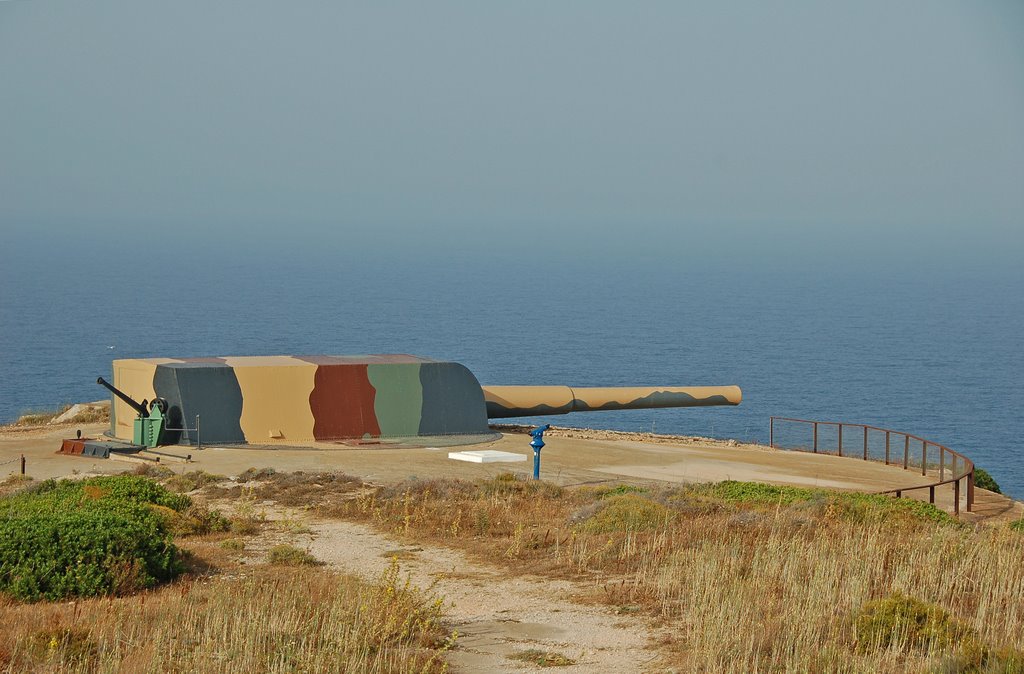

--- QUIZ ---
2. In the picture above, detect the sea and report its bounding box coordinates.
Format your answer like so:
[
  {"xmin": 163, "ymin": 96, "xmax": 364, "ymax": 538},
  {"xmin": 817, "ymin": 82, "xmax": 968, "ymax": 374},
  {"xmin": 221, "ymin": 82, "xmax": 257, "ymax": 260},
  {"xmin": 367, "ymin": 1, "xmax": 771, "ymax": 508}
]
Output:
[{"xmin": 2, "ymin": 240, "xmax": 1022, "ymax": 499}]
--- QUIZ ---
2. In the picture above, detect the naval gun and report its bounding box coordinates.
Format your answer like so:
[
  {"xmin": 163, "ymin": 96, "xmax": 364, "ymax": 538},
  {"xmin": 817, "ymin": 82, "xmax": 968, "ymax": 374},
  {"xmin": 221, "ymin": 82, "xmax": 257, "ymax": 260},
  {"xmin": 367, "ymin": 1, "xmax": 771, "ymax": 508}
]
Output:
[
  {"xmin": 96, "ymin": 376, "xmax": 171, "ymax": 448},
  {"xmin": 101, "ymin": 355, "xmax": 742, "ymax": 445},
  {"xmin": 481, "ymin": 385, "xmax": 742, "ymax": 418}
]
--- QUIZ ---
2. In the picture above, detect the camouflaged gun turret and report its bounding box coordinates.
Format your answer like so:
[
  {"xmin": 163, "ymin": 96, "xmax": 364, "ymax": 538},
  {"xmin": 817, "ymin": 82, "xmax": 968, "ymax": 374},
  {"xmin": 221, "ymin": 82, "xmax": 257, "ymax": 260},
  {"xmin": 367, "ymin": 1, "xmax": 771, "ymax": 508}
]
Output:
[{"xmin": 102, "ymin": 355, "xmax": 741, "ymax": 446}]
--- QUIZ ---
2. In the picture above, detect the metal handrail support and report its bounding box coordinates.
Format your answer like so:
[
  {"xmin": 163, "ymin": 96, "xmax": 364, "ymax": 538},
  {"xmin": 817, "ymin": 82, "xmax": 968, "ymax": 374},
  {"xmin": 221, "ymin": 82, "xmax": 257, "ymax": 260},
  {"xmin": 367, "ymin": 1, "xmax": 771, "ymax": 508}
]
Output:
[
  {"xmin": 769, "ymin": 416, "xmax": 974, "ymax": 515},
  {"xmin": 163, "ymin": 414, "xmax": 202, "ymax": 450}
]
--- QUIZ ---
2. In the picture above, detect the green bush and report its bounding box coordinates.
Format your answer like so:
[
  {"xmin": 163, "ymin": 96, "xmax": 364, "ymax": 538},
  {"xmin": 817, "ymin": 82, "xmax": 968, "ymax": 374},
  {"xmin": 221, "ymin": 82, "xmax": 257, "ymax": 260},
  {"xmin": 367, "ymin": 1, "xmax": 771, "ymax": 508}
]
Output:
[
  {"xmin": 581, "ymin": 494, "xmax": 674, "ymax": 533},
  {"xmin": 0, "ymin": 476, "xmax": 186, "ymax": 601},
  {"xmin": 692, "ymin": 481, "xmax": 954, "ymax": 524},
  {"xmin": 854, "ymin": 593, "xmax": 976, "ymax": 654},
  {"xmin": 702, "ymin": 480, "xmax": 824, "ymax": 505},
  {"xmin": 1011, "ymin": 519, "xmax": 1024, "ymax": 533},
  {"xmin": 267, "ymin": 544, "xmax": 320, "ymax": 566},
  {"xmin": 973, "ymin": 468, "xmax": 1001, "ymax": 494},
  {"xmin": 596, "ymin": 484, "xmax": 648, "ymax": 498}
]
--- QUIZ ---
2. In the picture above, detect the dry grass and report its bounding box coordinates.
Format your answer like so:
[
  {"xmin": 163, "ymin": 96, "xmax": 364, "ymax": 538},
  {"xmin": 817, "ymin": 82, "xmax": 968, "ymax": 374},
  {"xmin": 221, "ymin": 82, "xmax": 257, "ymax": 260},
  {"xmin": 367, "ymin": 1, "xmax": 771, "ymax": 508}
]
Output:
[
  {"xmin": 0, "ymin": 475, "xmax": 33, "ymax": 497},
  {"xmin": 0, "ymin": 557, "xmax": 452, "ymax": 673},
  {"xmin": 7, "ymin": 404, "xmax": 109, "ymax": 428},
  {"xmin": 164, "ymin": 470, "xmax": 225, "ymax": 494},
  {"xmin": 338, "ymin": 474, "xmax": 1024, "ymax": 673},
  {"xmin": 63, "ymin": 406, "xmax": 109, "ymax": 425},
  {"xmin": 9, "ymin": 406, "xmax": 72, "ymax": 427},
  {"xmin": 6, "ymin": 467, "xmax": 1020, "ymax": 672},
  {"xmin": 203, "ymin": 469, "xmax": 364, "ymax": 511}
]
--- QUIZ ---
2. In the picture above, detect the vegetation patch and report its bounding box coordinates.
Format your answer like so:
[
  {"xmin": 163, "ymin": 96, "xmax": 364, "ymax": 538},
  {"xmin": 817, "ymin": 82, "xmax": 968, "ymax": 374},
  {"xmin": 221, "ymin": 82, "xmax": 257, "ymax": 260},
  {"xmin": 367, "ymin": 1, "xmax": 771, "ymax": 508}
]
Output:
[
  {"xmin": 11, "ymin": 406, "xmax": 71, "ymax": 426},
  {"xmin": 579, "ymin": 483, "xmax": 649, "ymax": 499},
  {"xmin": 855, "ymin": 593, "xmax": 976, "ymax": 654},
  {"xmin": 0, "ymin": 476, "xmax": 186, "ymax": 601},
  {"xmin": 478, "ymin": 471, "xmax": 563, "ymax": 499},
  {"xmin": 692, "ymin": 480, "xmax": 955, "ymax": 524},
  {"xmin": 163, "ymin": 470, "xmax": 224, "ymax": 493},
  {"xmin": 9, "ymin": 404, "xmax": 109, "ymax": 427},
  {"xmin": 973, "ymin": 468, "xmax": 1001, "ymax": 494},
  {"xmin": 201, "ymin": 469, "xmax": 364, "ymax": 516},
  {"xmin": 0, "ymin": 475, "xmax": 34, "ymax": 494},
  {"xmin": 580, "ymin": 493, "xmax": 674, "ymax": 533},
  {"xmin": 236, "ymin": 467, "xmax": 277, "ymax": 482},
  {"xmin": 0, "ymin": 564, "xmax": 452, "ymax": 672},
  {"xmin": 267, "ymin": 544, "xmax": 320, "ymax": 567},
  {"xmin": 700, "ymin": 480, "xmax": 824, "ymax": 505},
  {"xmin": 508, "ymin": 648, "xmax": 576, "ymax": 667},
  {"xmin": 330, "ymin": 474, "xmax": 1024, "ymax": 671}
]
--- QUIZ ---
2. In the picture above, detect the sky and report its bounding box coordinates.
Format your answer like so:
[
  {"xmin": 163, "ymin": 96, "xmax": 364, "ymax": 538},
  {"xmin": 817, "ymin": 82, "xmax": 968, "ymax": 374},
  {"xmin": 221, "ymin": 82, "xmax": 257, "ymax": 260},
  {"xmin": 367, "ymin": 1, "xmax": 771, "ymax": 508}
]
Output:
[{"xmin": 1, "ymin": 1, "xmax": 1022, "ymax": 269}]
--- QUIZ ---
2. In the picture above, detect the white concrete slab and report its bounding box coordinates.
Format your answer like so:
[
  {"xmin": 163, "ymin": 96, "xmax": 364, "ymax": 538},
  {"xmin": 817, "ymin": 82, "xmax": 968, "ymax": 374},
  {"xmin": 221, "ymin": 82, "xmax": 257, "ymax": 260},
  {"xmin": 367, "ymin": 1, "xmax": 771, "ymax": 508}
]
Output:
[{"xmin": 448, "ymin": 450, "xmax": 528, "ymax": 464}]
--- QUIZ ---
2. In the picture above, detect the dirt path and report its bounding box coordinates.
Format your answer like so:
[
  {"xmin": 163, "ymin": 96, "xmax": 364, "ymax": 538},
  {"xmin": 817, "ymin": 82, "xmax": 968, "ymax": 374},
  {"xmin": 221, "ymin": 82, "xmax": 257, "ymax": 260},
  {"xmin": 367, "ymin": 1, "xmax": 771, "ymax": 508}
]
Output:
[{"xmin": 305, "ymin": 520, "xmax": 665, "ymax": 673}]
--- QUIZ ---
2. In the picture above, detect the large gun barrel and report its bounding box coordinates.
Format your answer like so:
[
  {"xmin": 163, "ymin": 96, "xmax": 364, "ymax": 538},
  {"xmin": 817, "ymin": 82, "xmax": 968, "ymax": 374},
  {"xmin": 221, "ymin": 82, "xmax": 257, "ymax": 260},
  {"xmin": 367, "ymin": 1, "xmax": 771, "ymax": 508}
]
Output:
[
  {"xmin": 97, "ymin": 376, "xmax": 149, "ymax": 418},
  {"xmin": 482, "ymin": 385, "xmax": 742, "ymax": 419}
]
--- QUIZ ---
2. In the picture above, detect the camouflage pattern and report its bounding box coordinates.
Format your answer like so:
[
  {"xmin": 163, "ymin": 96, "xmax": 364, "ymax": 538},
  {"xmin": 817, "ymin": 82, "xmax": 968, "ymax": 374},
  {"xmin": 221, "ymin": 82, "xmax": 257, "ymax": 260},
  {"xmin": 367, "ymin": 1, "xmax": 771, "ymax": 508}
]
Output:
[
  {"xmin": 107, "ymin": 355, "xmax": 741, "ymax": 445},
  {"xmin": 481, "ymin": 385, "xmax": 742, "ymax": 419},
  {"xmin": 109, "ymin": 355, "xmax": 491, "ymax": 444}
]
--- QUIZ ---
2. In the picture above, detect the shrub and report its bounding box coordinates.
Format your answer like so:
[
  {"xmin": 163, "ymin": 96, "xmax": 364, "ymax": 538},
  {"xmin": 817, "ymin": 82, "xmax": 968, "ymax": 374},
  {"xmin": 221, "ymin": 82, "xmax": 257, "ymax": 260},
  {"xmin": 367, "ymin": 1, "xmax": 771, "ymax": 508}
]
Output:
[
  {"xmin": 479, "ymin": 473, "xmax": 563, "ymax": 499},
  {"xmin": 130, "ymin": 463, "xmax": 174, "ymax": 479},
  {"xmin": 508, "ymin": 649, "xmax": 576, "ymax": 667},
  {"xmin": 0, "ymin": 476, "xmax": 185, "ymax": 601},
  {"xmin": 581, "ymin": 494, "xmax": 674, "ymax": 533},
  {"xmin": 1011, "ymin": 519, "xmax": 1024, "ymax": 533},
  {"xmin": 595, "ymin": 484, "xmax": 648, "ymax": 498},
  {"xmin": 690, "ymin": 481, "xmax": 955, "ymax": 524},
  {"xmin": 973, "ymin": 468, "xmax": 1001, "ymax": 494},
  {"xmin": 150, "ymin": 502, "xmax": 231, "ymax": 536},
  {"xmin": 854, "ymin": 593, "xmax": 977, "ymax": 655},
  {"xmin": 267, "ymin": 544, "xmax": 320, "ymax": 566},
  {"xmin": 164, "ymin": 471, "xmax": 224, "ymax": 494},
  {"xmin": 237, "ymin": 467, "xmax": 277, "ymax": 482}
]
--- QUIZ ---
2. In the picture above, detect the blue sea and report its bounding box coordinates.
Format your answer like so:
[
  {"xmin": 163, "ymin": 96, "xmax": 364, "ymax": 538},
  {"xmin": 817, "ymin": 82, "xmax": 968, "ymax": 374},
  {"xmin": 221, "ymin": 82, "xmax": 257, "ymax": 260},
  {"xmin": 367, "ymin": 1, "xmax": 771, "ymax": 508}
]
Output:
[{"xmin": 2, "ymin": 241, "xmax": 1022, "ymax": 499}]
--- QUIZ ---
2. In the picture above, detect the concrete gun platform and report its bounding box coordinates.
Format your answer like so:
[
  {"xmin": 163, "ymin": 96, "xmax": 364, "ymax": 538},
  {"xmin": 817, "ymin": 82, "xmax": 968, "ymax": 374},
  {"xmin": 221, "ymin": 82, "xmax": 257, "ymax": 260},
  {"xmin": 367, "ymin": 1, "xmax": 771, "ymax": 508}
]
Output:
[{"xmin": 2, "ymin": 422, "xmax": 1019, "ymax": 523}]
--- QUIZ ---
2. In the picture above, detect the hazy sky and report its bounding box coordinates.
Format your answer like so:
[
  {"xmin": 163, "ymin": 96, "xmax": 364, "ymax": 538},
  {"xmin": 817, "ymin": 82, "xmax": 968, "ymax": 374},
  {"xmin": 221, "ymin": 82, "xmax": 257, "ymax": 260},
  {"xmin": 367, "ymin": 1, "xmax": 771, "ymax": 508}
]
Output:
[{"xmin": 1, "ymin": 1, "xmax": 1022, "ymax": 267}]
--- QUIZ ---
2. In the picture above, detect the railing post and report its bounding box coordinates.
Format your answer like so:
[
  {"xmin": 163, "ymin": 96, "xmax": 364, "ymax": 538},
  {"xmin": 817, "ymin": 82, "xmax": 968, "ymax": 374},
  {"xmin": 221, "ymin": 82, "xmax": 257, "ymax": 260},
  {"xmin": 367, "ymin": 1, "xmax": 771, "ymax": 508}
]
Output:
[
  {"xmin": 769, "ymin": 417, "xmax": 774, "ymax": 448},
  {"xmin": 939, "ymin": 447, "xmax": 945, "ymax": 482},
  {"xmin": 903, "ymin": 435, "xmax": 909, "ymax": 470},
  {"xmin": 838, "ymin": 424, "xmax": 843, "ymax": 457},
  {"xmin": 967, "ymin": 471, "xmax": 974, "ymax": 512},
  {"xmin": 863, "ymin": 426, "xmax": 868, "ymax": 460},
  {"xmin": 922, "ymin": 441, "xmax": 927, "ymax": 477},
  {"xmin": 20, "ymin": 454, "xmax": 25, "ymax": 475},
  {"xmin": 885, "ymin": 431, "xmax": 890, "ymax": 465},
  {"xmin": 954, "ymin": 478, "xmax": 961, "ymax": 516},
  {"xmin": 929, "ymin": 485, "xmax": 935, "ymax": 504},
  {"xmin": 813, "ymin": 422, "xmax": 818, "ymax": 453}
]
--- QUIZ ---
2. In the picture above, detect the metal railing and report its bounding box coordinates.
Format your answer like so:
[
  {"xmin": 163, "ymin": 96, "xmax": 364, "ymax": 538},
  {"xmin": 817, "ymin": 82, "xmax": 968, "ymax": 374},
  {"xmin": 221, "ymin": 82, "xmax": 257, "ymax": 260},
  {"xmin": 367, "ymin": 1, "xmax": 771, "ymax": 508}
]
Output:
[
  {"xmin": 769, "ymin": 417, "xmax": 974, "ymax": 516},
  {"xmin": 164, "ymin": 414, "xmax": 202, "ymax": 450}
]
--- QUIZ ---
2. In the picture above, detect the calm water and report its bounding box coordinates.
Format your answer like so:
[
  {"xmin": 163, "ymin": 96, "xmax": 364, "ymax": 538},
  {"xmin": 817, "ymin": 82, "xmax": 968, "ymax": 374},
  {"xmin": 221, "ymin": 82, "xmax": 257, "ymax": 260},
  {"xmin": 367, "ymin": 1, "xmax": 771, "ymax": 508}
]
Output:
[{"xmin": 2, "ymin": 243, "xmax": 1022, "ymax": 499}]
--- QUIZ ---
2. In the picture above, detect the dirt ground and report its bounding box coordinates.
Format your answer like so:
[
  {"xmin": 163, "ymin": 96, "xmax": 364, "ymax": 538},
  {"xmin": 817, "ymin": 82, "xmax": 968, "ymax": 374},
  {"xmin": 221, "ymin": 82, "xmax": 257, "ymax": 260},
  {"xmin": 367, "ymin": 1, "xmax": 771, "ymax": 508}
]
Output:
[{"xmin": 304, "ymin": 519, "xmax": 664, "ymax": 671}]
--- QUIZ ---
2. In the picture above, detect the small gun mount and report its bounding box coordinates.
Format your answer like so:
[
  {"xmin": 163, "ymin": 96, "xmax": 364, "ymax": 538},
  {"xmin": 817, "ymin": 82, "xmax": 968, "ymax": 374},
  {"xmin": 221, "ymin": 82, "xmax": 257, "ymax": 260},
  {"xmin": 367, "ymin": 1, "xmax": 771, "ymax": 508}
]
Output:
[{"xmin": 96, "ymin": 376, "xmax": 170, "ymax": 448}]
